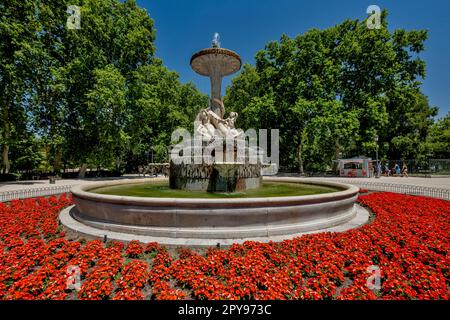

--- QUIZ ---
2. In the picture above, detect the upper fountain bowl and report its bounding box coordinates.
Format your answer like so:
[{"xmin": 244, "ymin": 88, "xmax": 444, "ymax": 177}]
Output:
[{"xmin": 190, "ymin": 48, "xmax": 242, "ymax": 77}]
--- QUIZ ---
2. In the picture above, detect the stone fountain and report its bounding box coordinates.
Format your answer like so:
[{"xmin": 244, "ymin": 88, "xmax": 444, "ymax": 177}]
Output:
[
  {"xmin": 61, "ymin": 34, "xmax": 367, "ymax": 246},
  {"xmin": 170, "ymin": 34, "xmax": 264, "ymax": 192}
]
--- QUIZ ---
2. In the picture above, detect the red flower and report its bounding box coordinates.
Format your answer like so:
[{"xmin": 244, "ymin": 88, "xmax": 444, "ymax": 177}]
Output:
[
  {"xmin": 125, "ymin": 240, "xmax": 143, "ymax": 258},
  {"xmin": 0, "ymin": 192, "xmax": 448, "ymax": 300}
]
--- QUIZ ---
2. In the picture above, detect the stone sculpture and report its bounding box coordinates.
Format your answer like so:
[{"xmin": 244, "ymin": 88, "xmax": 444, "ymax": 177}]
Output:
[{"xmin": 194, "ymin": 98, "xmax": 243, "ymax": 141}]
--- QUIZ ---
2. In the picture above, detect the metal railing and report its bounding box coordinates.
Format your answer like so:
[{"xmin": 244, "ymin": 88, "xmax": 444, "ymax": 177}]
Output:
[
  {"xmin": 333, "ymin": 179, "xmax": 450, "ymax": 201},
  {"xmin": 0, "ymin": 185, "xmax": 73, "ymax": 202}
]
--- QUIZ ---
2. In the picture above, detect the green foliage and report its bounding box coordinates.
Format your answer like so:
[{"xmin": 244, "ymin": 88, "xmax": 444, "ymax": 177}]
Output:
[
  {"xmin": 0, "ymin": 0, "xmax": 39, "ymax": 173},
  {"xmin": 426, "ymin": 113, "xmax": 450, "ymax": 159},
  {"xmin": 127, "ymin": 61, "xmax": 207, "ymax": 163},
  {"xmin": 0, "ymin": 3, "xmax": 445, "ymax": 176},
  {"xmin": 62, "ymin": 0, "xmax": 157, "ymax": 170},
  {"xmin": 10, "ymin": 135, "xmax": 43, "ymax": 172},
  {"xmin": 86, "ymin": 64, "xmax": 128, "ymax": 168},
  {"xmin": 225, "ymin": 11, "xmax": 439, "ymax": 173},
  {"xmin": 1, "ymin": 0, "xmax": 206, "ymax": 175}
]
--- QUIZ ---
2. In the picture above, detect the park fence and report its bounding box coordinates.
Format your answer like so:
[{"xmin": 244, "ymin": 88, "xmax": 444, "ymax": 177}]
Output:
[
  {"xmin": 0, "ymin": 185, "xmax": 73, "ymax": 203},
  {"xmin": 378, "ymin": 159, "xmax": 450, "ymax": 177},
  {"xmin": 430, "ymin": 159, "xmax": 450, "ymax": 176},
  {"xmin": 333, "ymin": 179, "xmax": 450, "ymax": 201}
]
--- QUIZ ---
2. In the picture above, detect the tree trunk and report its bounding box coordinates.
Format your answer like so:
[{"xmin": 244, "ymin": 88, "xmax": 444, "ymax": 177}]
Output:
[
  {"xmin": 1, "ymin": 121, "xmax": 11, "ymax": 174},
  {"xmin": 79, "ymin": 163, "xmax": 88, "ymax": 178},
  {"xmin": 297, "ymin": 144, "xmax": 304, "ymax": 175},
  {"xmin": 2, "ymin": 144, "xmax": 10, "ymax": 174}
]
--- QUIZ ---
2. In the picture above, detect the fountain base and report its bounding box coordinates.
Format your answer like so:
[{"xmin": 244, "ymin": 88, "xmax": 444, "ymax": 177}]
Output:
[
  {"xmin": 169, "ymin": 162, "xmax": 263, "ymax": 192},
  {"xmin": 63, "ymin": 177, "xmax": 365, "ymax": 246}
]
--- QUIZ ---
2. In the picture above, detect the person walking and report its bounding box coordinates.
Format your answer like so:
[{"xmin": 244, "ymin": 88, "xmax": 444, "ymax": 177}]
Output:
[
  {"xmin": 402, "ymin": 164, "xmax": 409, "ymax": 177},
  {"xmin": 369, "ymin": 162, "xmax": 374, "ymax": 178},
  {"xmin": 384, "ymin": 164, "xmax": 390, "ymax": 176},
  {"xmin": 377, "ymin": 162, "xmax": 382, "ymax": 178},
  {"xmin": 394, "ymin": 163, "xmax": 401, "ymax": 176}
]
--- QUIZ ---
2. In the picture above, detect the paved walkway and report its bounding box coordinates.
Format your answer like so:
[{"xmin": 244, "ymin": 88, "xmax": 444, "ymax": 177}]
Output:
[
  {"xmin": 0, "ymin": 175, "xmax": 152, "ymax": 202},
  {"xmin": 0, "ymin": 175, "xmax": 147, "ymax": 192},
  {"xmin": 2, "ymin": 175, "xmax": 449, "ymax": 192},
  {"xmin": 306, "ymin": 176, "xmax": 450, "ymax": 200},
  {"xmin": 307, "ymin": 176, "xmax": 450, "ymax": 190},
  {"xmin": 1, "ymin": 175, "xmax": 449, "ymax": 201}
]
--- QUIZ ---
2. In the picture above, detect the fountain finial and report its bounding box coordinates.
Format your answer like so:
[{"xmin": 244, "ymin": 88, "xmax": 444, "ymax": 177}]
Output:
[{"xmin": 212, "ymin": 32, "xmax": 221, "ymax": 48}]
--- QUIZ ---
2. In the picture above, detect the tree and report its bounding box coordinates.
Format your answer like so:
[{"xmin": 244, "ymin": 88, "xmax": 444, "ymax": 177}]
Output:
[
  {"xmin": 388, "ymin": 91, "xmax": 438, "ymax": 160},
  {"xmin": 61, "ymin": 0, "xmax": 156, "ymax": 176},
  {"xmin": 1, "ymin": 0, "xmax": 207, "ymax": 178},
  {"xmin": 28, "ymin": 0, "xmax": 69, "ymax": 174},
  {"xmin": 426, "ymin": 113, "xmax": 450, "ymax": 159},
  {"xmin": 0, "ymin": 0, "xmax": 38, "ymax": 173},
  {"xmin": 127, "ymin": 62, "xmax": 207, "ymax": 165},
  {"xmin": 9, "ymin": 134, "xmax": 43, "ymax": 174},
  {"xmin": 225, "ymin": 11, "xmax": 437, "ymax": 173},
  {"xmin": 85, "ymin": 64, "xmax": 128, "ymax": 170}
]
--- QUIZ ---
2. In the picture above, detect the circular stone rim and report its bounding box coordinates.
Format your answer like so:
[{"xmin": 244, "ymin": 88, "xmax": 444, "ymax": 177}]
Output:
[
  {"xmin": 66, "ymin": 177, "xmax": 362, "ymax": 244},
  {"xmin": 190, "ymin": 48, "xmax": 242, "ymax": 76},
  {"xmin": 71, "ymin": 177, "xmax": 359, "ymax": 207},
  {"xmin": 60, "ymin": 204, "xmax": 370, "ymax": 247}
]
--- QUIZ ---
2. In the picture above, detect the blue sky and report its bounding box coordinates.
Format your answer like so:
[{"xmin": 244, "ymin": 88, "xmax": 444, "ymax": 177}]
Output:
[{"xmin": 138, "ymin": 0, "xmax": 450, "ymax": 118}]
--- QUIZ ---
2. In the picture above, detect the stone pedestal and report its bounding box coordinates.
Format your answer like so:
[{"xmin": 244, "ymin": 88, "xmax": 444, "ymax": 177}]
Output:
[{"xmin": 169, "ymin": 162, "xmax": 262, "ymax": 192}]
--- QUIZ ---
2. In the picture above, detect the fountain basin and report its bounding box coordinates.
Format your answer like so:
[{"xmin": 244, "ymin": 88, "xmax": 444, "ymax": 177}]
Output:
[
  {"xmin": 65, "ymin": 177, "xmax": 361, "ymax": 244},
  {"xmin": 190, "ymin": 47, "xmax": 242, "ymax": 77}
]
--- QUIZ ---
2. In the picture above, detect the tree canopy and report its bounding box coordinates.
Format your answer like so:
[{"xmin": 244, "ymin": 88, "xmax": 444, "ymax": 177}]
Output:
[
  {"xmin": 0, "ymin": 0, "xmax": 207, "ymax": 176},
  {"xmin": 225, "ymin": 11, "xmax": 442, "ymax": 173},
  {"xmin": 0, "ymin": 4, "xmax": 447, "ymax": 178}
]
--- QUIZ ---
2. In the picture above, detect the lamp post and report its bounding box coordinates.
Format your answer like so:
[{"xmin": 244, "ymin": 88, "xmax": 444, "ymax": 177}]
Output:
[{"xmin": 375, "ymin": 135, "xmax": 380, "ymax": 178}]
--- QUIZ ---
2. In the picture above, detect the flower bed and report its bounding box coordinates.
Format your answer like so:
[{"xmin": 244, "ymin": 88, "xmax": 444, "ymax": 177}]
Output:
[{"xmin": 0, "ymin": 192, "xmax": 448, "ymax": 300}]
